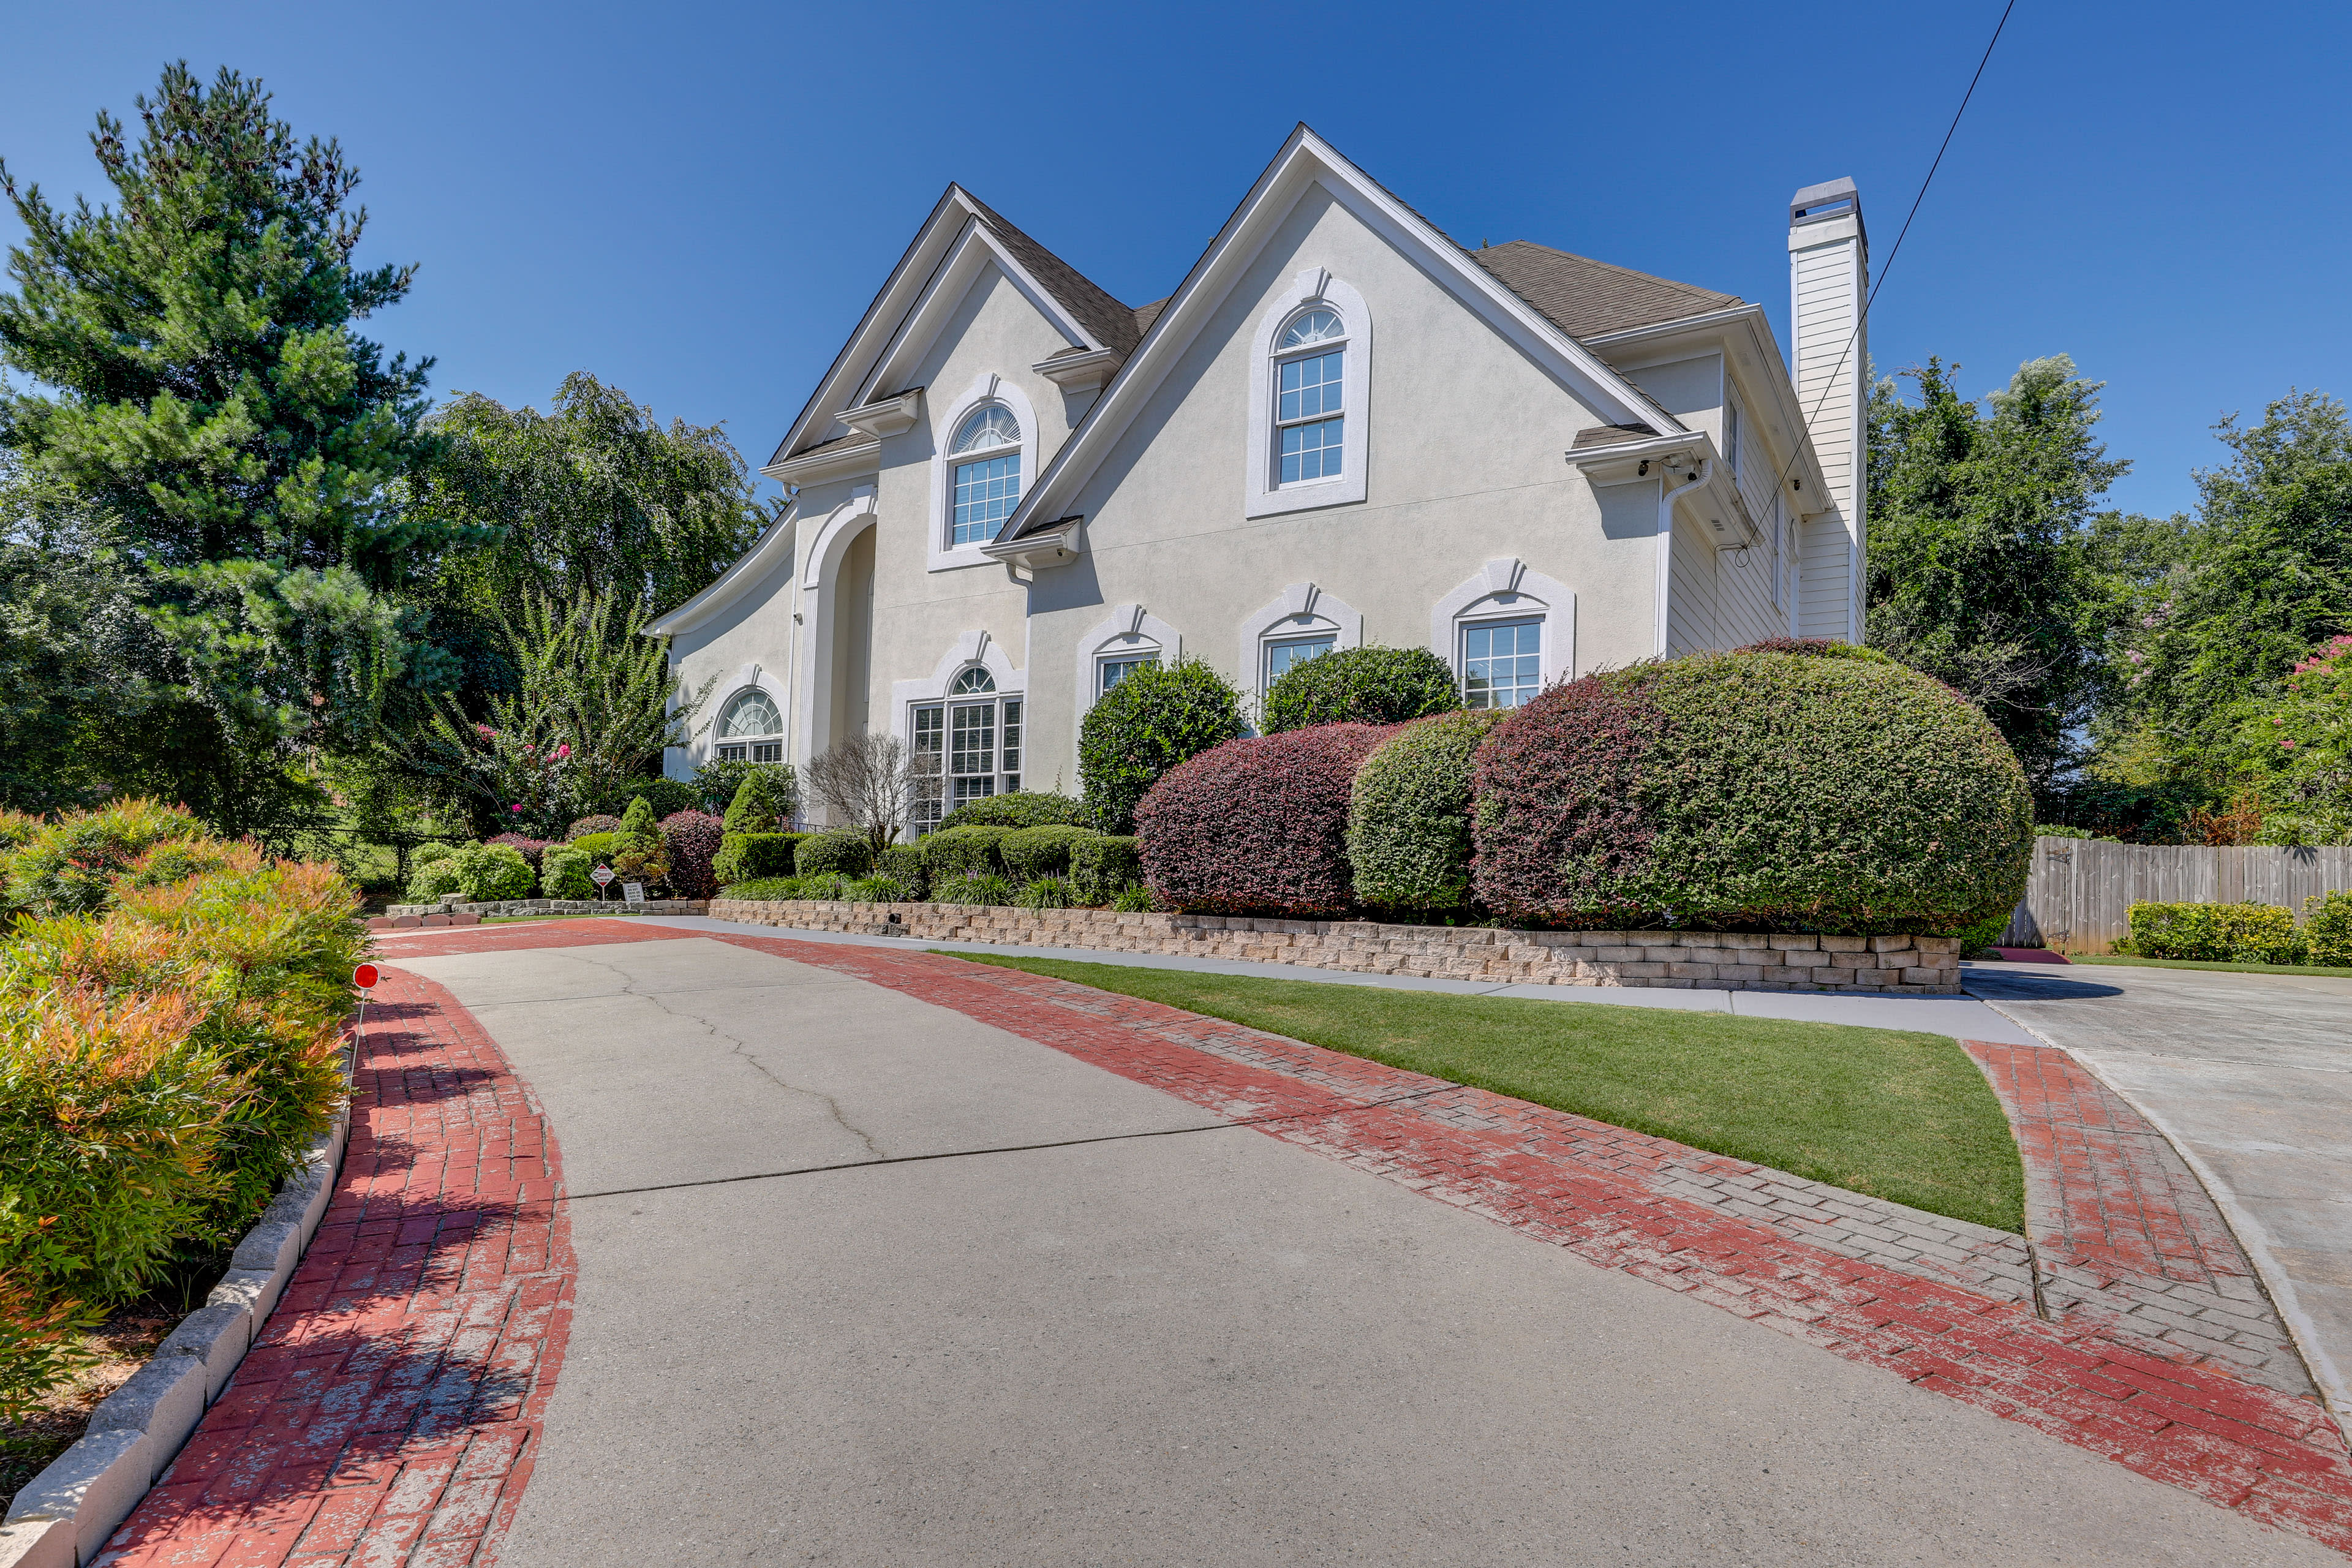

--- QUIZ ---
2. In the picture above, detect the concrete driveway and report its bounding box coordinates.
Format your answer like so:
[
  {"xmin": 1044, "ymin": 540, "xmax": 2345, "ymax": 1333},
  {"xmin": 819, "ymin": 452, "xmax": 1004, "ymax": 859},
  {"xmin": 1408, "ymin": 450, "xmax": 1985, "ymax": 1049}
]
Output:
[
  {"xmin": 1966, "ymin": 959, "xmax": 2352, "ymax": 1431},
  {"xmin": 389, "ymin": 935, "xmax": 2342, "ymax": 1566}
]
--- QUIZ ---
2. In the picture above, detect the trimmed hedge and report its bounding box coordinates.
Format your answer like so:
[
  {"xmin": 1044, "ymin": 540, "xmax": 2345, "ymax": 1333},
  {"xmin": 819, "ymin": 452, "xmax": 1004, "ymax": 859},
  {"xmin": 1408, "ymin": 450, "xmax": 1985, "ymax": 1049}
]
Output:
[
  {"xmin": 935, "ymin": 791, "xmax": 1093, "ymax": 834},
  {"xmin": 715, "ymin": 832, "xmax": 805, "ymax": 886},
  {"xmin": 540, "ymin": 845, "xmax": 594, "ymax": 899},
  {"xmin": 2308, "ymin": 891, "xmax": 2352, "ymax": 967},
  {"xmin": 924, "ymin": 826, "xmax": 1009, "ymax": 879},
  {"xmin": 451, "ymin": 842, "xmax": 535, "ymax": 902},
  {"xmin": 1262, "ymin": 646, "xmax": 1460, "ymax": 734},
  {"xmin": 1471, "ymin": 646, "xmax": 2033, "ymax": 933},
  {"xmin": 1000, "ymin": 825, "xmax": 1097, "ymax": 881},
  {"xmin": 796, "ymin": 830, "xmax": 872, "ymax": 878},
  {"xmin": 877, "ymin": 843, "xmax": 929, "ymax": 899},
  {"xmin": 1070, "ymin": 835, "xmax": 1142, "ymax": 905},
  {"xmin": 1079, "ymin": 658, "xmax": 1246, "ymax": 833},
  {"xmin": 660, "ymin": 810, "xmax": 726, "ymax": 900},
  {"xmin": 1136, "ymin": 724, "xmax": 1394, "ymax": 916},
  {"xmin": 2127, "ymin": 902, "xmax": 2305, "ymax": 963},
  {"xmin": 570, "ymin": 831, "xmax": 622, "ymax": 863},
  {"xmin": 1347, "ymin": 709, "xmax": 1505, "ymax": 914}
]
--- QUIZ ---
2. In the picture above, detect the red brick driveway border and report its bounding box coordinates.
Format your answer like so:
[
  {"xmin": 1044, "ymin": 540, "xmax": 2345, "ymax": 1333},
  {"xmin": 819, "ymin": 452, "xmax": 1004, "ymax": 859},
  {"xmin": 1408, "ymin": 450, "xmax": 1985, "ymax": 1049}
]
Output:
[
  {"xmin": 93, "ymin": 965, "xmax": 573, "ymax": 1568},
  {"xmin": 211, "ymin": 918, "xmax": 2348, "ymax": 1560}
]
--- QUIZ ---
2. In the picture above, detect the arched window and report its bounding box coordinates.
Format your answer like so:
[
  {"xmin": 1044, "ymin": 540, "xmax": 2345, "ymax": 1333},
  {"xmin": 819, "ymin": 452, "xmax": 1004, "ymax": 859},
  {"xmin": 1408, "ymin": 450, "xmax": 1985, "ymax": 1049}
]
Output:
[
  {"xmin": 949, "ymin": 666, "xmax": 995, "ymax": 695},
  {"xmin": 714, "ymin": 688, "xmax": 783, "ymax": 764},
  {"xmin": 910, "ymin": 663, "xmax": 1022, "ymax": 832},
  {"xmin": 1273, "ymin": 307, "xmax": 1346, "ymax": 487},
  {"xmin": 948, "ymin": 404, "xmax": 1022, "ymax": 547}
]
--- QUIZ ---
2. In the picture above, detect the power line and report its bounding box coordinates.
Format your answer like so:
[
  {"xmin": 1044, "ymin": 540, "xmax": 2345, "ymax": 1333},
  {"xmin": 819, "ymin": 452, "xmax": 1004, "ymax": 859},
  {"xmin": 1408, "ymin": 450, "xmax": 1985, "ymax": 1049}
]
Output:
[{"xmin": 1776, "ymin": 0, "xmax": 2019, "ymax": 501}]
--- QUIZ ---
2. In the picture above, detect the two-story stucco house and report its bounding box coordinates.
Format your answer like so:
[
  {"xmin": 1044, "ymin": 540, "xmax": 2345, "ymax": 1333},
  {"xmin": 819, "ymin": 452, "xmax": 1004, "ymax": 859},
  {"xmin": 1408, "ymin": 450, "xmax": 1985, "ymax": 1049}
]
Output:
[{"xmin": 652, "ymin": 126, "xmax": 1870, "ymax": 830}]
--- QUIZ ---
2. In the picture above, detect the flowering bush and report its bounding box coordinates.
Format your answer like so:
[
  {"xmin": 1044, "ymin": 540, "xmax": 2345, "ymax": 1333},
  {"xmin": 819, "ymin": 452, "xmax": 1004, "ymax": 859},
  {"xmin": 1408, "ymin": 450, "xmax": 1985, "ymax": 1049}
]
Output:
[
  {"xmin": 2223, "ymin": 632, "xmax": 2352, "ymax": 845},
  {"xmin": 1471, "ymin": 646, "xmax": 2033, "ymax": 933},
  {"xmin": 1137, "ymin": 725, "xmax": 1394, "ymax": 916},
  {"xmin": 659, "ymin": 810, "xmax": 725, "ymax": 899},
  {"xmin": 439, "ymin": 723, "xmax": 575, "ymax": 839},
  {"xmin": 1261, "ymin": 646, "xmax": 1460, "ymax": 734},
  {"xmin": 1347, "ymin": 709, "xmax": 1505, "ymax": 914},
  {"xmin": 2305, "ymin": 891, "xmax": 2352, "ymax": 967}
]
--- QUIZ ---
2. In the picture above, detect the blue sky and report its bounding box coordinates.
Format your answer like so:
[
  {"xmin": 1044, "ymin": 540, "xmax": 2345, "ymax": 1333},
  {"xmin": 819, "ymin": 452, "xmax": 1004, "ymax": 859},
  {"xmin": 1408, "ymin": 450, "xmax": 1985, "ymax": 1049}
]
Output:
[{"xmin": 5, "ymin": 0, "xmax": 2346, "ymax": 519}]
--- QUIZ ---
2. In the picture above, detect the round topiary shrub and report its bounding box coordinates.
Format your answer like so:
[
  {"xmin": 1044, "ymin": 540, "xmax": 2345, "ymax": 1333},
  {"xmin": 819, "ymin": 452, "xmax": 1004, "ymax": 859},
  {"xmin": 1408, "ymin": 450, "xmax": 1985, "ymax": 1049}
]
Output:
[
  {"xmin": 999, "ymin": 825, "xmax": 1098, "ymax": 882},
  {"xmin": 1348, "ymin": 709, "xmax": 1506, "ymax": 914},
  {"xmin": 1136, "ymin": 724, "xmax": 1395, "ymax": 916},
  {"xmin": 1261, "ymin": 646, "xmax": 1461, "ymax": 734},
  {"xmin": 1079, "ymin": 658, "xmax": 1246, "ymax": 832},
  {"xmin": 934, "ymin": 791, "xmax": 1093, "ymax": 834},
  {"xmin": 923, "ymin": 825, "xmax": 1009, "ymax": 880},
  {"xmin": 1471, "ymin": 646, "xmax": 2033, "ymax": 934},
  {"xmin": 659, "ymin": 810, "xmax": 726, "ymax": 900},
  {"xmin": 451, "ymin": 842, "xmax": 535, "ymax": 902},
  {"xmin": 795, "ymin": 830, "xmax": 872, "ymax": 878}
]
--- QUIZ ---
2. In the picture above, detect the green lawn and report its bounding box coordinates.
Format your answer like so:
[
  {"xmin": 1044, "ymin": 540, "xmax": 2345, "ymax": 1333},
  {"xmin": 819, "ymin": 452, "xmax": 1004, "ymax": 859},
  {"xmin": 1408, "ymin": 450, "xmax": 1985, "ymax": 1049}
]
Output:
[
  {"xmin": 2055, "ymin": 953, "xmax": 2352, "ymax": 979},
  {"xmin": 947, "ymin": 954, "xmax": 2026, "ymax": 1234}
]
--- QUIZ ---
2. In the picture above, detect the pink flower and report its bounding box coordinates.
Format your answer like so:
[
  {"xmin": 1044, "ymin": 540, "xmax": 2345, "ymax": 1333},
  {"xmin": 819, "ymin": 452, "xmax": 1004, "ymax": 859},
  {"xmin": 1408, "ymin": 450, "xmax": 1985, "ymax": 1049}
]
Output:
[
  {"xmin": 555, "ymin": 744, "xmax": 571, "ymax": 760},
  {"xmin": 2282, "ymin": 740, "xmax": 2297, "ymax": 749},
  {"xmin": 475, "ymin": 723, "xmax": 493, "ymax": 736},
  {"xmin": 512, "ymin": 803, "xmax": 526, "ymax": 813}
]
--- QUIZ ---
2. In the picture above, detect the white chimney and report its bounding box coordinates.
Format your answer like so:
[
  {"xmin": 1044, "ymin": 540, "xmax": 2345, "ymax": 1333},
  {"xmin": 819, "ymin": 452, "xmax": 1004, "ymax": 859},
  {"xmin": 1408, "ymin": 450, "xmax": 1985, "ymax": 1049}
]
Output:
[{"xmin": 1787, "ymin": 178, "xmax": 1868, "ymax": 644}]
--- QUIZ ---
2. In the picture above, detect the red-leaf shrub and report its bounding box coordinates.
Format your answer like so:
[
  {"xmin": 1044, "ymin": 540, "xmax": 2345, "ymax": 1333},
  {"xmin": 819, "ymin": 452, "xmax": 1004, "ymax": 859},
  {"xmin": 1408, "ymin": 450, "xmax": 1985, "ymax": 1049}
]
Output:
[
  {"xmin": 1136, "ymin": 724, "xmax": 1393, "ymax": 916},
  {"xmin": 484, "ymin": 834, "xmax": 549, "ymax": 873},
  {"xmin": 1471, "ymin": 647, "xmax": 2032, "ymax": 933},
  {"xmin": 658, "ymin": 810, "xmax": 726, "ymax": 900}
]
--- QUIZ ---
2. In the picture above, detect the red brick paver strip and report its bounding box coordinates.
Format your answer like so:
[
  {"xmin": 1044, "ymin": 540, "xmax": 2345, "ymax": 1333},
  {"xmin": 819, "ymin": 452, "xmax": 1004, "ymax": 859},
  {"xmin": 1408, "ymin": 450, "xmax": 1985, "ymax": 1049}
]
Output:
[
  {"xmin": 96, "ymin": 967, "xmax": 573, "ymax": 1568},
  {"xmin": 356, "ymin": 922, "xmax": 2352, "ymax": 1553}
]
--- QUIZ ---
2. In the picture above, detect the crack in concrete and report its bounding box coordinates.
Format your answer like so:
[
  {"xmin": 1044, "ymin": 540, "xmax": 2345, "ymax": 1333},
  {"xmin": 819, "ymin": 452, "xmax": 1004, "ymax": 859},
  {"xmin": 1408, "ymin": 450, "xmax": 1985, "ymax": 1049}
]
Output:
[{"xmin": 567, "ymin": 951, "xmax": 888, "ymax": 1159}]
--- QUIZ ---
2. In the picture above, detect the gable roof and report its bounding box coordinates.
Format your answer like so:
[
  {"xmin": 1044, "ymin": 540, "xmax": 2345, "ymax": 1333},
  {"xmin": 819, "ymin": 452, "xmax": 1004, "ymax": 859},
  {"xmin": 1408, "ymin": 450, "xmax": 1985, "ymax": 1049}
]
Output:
[
  {"xmin": 994, "ymin": 125, "xmax": 1692, "ymax": 542},
  {"xmin": 1469, "ymin": 241, "xmax": 1742, "ymax": 342},
  {"xmin": 960, "ymin": 193, "xmax": 1141, "ymax": 358}
]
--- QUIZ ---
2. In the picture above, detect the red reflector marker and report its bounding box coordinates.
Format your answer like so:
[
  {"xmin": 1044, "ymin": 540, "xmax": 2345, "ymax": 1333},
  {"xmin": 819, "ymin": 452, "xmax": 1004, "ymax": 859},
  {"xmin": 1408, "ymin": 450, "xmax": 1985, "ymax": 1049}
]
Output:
[{"xmin": 353, "ymin": 963, "xmax": 380, "ymax": 990}]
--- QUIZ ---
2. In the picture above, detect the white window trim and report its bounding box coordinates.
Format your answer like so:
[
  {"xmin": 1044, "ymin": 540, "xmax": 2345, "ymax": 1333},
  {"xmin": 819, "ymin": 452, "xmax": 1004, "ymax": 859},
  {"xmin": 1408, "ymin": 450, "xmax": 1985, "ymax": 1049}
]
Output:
[
  {"xmin": 1245, "ymin": 270, "xmax": 1370, "ymax": 519},
  {"xmin": 1430, "ymin": 559, "xmax": 1576, "ymax": 701},
  {"xmin": 1072, "ymin": 603, "xmax": 1183, "ymax": 753},
  {"xmin": 893, "ymin": 629, "xmax": 1028, "ymax": 830},
  {"xmin": 1237, "ymin": 582, "xmax": 1363, "ymax": 702},
  {"xmin": 694, "ymin": 664, "xmax": 790, "ymax": 772},
  {"xmin": 928, "ymin": 372, "xmax": 1040, "ymax": 573}
]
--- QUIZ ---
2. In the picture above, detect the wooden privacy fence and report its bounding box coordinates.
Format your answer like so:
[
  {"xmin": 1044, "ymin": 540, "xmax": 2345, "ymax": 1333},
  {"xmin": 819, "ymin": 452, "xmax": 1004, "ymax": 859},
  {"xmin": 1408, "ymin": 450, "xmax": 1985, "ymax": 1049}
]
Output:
[{"xmin": 2000, "ymin": 837, "xmax": 2352, "ymax": 952}]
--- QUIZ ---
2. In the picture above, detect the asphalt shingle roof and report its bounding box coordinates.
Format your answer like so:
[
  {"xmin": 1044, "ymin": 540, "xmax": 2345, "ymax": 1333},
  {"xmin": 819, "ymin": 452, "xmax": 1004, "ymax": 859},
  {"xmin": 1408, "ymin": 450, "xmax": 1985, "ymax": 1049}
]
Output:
[{"xmin": 1469, "ymin": 241, "xmax": 1741, "ymax": 341}]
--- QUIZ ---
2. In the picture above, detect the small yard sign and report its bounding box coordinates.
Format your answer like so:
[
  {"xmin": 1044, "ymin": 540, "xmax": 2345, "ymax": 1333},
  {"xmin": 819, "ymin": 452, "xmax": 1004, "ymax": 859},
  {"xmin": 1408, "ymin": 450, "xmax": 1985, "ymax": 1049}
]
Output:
[
  {"xmin": 590, "ymin": 865, "xmax": 615, "ymax": 888},
  {"xmin": 622, "ymin": 881, "xmax": 646, "ymax": 906},
  {"xmin": 353, "ymin": 963, "xmax": 379, "ymax": 991}
]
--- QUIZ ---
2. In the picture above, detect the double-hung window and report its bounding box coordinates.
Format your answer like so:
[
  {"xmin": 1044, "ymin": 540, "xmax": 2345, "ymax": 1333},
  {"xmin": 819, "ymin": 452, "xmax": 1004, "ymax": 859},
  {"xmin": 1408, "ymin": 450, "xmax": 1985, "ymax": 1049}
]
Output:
[
  {"xmin": 1462, "ymin": 619, "xmax": 1542, "ymax": 709},
  {"xmin": 948, "ymin": 404, "xmax": 1022, "ymax": 548},
  {"xmin": 909, "ymin": 666, "xmax": 1021, "ymax": 833},
  {"xmin": 1262, "ymin": 633, "xmax": 1335, "ymax": 693},
  {"xmin": 713, "ymin": 689, "xmax": 783, "ymax": 764},
  {"xmin": 1273, "ymin": 308, "xmax": 1346, "ymax": 486},
  {"xmin": 1098, "ymin": 654, "xmax": 1158, "ymax": 696}
]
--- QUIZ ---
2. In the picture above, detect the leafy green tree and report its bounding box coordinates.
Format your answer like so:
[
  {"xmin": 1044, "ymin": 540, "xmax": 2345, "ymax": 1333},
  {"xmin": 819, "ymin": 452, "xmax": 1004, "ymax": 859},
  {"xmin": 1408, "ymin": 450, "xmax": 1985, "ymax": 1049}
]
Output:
[
  {"xmin": 413, "ymin": 372, "xmax": 774, "ymax": 624},
  {"xmin": 1865, "ymin": 356, "xmax": 2127, "ymax": 790},
  {"xmin": 0, "ymin": 63, "xmax": 463, "ymax": 829},
  {"xmin": 2214, "ymin": 632, "xmax": 2352, "ymax": 844},
  {"xmin": 2097, "ymin": 390, "xmax": 2352, "ymax": 771}
]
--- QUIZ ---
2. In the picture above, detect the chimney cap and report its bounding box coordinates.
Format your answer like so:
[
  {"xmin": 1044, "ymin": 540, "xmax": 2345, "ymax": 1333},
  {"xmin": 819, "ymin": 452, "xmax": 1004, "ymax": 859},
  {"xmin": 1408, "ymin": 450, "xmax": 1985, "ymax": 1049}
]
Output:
[{"xmin": 1790, "ymin": 177, "xmax": 1862, "ymax": 232}]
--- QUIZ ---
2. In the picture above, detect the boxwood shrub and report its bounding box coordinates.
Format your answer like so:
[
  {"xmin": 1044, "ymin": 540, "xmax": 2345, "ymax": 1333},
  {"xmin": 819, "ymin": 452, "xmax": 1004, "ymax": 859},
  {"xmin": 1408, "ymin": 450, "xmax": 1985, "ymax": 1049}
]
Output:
[
  {"xmin": 1071, "ymin": 835, "xmax": 1142, "ymax": 905},
  {"xmin": 935, "ymin": 791, "xmax": 1093, "ymax": 834},
  {"xmin": 924, "ymin": 826, "xmax": 1010, "ymax": 879},
  {"xmin": 715, "ymin": 832, "xmax": 806, "ymax": 887},
  {"xmin": 1261, "ymin": 646, "xmax": 1460, "ymax": 734},
  {"xmin": 795, "ymin": 830, "xmax": 872, "ymax": 878},
  {"xmin": 1137, "ymin": 724, "xmax": 1395, "ymax": 916},
  {"xmin": 1000, "ymin": 825, "xmax": 1097, "ymax": 881},
  {"xmin": 1078, "ymin": 658, "xmax": 1246, "ymax": 832},
  {"xmin": 873, "ymin": 843, "xmax": 929, "ymax": 899},
  {"xmin": 1347, "ymin": 709, "xmax": 1506, "ymax": 914},
  {"xmin": 1471, "ymin": 645, "xmax": 2033, "ymax": 934}
]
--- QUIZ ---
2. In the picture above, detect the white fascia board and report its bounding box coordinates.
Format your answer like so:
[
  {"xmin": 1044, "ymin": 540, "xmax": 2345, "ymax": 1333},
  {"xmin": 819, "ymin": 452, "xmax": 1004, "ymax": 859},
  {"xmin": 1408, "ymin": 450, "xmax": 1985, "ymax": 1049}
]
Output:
[
  {"xmin": 761, "ymin": 435, "xmax": 880, "ymax": 486},
  {"xmin": 998, "ymin": 126, "xmax": 1683, "ymax": 541},
  {"xmin": 848, "ymin": 218, "xmax": 1098, "ymax": 409},
  {"xmin": 1583, "ymin": 304, "xmax": 1831, "ymax": 511},
  {"xmin": 647, "ymin": 505, "xmax": 799, "ymax": 636},
  {"xmin": 1569, "ymin": 430, "xmax": 1709, "ymax": 483}
]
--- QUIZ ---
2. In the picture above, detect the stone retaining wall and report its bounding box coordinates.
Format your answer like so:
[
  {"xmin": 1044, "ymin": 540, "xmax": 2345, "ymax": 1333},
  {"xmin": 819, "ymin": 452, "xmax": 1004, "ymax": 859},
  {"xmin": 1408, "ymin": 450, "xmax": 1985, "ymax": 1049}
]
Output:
[{"xmin": 708, "ymin": 899, "xmax": 1963, "ymax": 995}]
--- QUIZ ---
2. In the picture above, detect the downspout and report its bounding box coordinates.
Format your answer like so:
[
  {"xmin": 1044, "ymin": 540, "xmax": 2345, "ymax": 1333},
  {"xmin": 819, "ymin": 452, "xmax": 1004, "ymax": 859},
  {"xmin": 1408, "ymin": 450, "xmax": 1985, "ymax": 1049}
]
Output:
[{"xmin": 1656, "ymin": 458, "xmax": 1712, "ymax": 657}]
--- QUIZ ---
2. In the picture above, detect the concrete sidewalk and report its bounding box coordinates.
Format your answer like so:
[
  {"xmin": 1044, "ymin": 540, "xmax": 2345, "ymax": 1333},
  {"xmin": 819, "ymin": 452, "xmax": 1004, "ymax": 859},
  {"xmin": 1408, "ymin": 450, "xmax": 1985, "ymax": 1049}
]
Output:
[
  {"xmin": 616, "ymin": 912, "xmax": 2046, "ymax": 1045},
  {"xmin": 386, "ymin": 934, "xmax": 2335, "ymax": 1565},
  {"xmin": 1968, "ymin": 959, "xmax": 2352, "ymax": 1439}
]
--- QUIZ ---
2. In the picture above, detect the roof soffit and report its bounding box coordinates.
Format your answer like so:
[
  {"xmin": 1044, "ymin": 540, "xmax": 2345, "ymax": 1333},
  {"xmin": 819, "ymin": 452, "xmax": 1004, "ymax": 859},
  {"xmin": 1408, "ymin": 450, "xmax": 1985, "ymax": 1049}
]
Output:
[{"xmin": 998, "ymin": 126, "xmax": 1687, "ymax": 541}]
